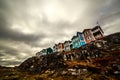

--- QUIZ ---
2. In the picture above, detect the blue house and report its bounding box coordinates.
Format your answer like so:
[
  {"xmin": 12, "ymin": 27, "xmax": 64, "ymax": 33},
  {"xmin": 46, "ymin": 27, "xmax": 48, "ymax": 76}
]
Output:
[
  {"xmin": 77, "ymin": 32, "xmax": 86, "ymax": 47},
  {"xmin": 71, "ymin": 36, "xmax": 79, "ymax": 48},
  {"xmin": 71, "ymin": 32, "xmax": 86, "ymax": 49}
]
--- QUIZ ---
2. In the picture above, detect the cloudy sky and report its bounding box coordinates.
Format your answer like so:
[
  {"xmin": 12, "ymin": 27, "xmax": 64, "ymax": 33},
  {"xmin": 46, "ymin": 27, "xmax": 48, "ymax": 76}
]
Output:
[{"xmin": 0, "ymin": 0, "xmax": 120, "ymax": 67}]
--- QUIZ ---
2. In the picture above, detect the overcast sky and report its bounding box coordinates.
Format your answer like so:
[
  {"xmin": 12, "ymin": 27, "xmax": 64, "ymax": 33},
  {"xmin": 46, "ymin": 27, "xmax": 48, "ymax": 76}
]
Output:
[{"xmin": 0, "ymin": 0, "xmax": 120, "ymax": 67}]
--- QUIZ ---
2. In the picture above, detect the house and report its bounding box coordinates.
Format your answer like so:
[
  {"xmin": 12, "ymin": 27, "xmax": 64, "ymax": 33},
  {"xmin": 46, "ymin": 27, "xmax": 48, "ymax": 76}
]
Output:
[
  {"xmin": 36, "ymin": 49, "xmax": 47, "ymax": 57},
  {"xmin": 71, "ymin": 36, "xmax": 79, "ymax": 48},
  {"xmin": 83, "ymin": 29, "xmax": 95, "ymax": 43},
  {"xmin": 91, "ymin": 25, "xmax": 104, "ymax": 39},
  {"xmin": 71, "ymin": 32, "xmax": 86, "ymax": 49},
  {"xmin": 36, "ymin": 47, "xmax": 53, "ymax": 57},
  {"xmin": 58, "ymin": 43, "xmax": 64, "ymax": 52},
  {"xmin": 53, "ymin": 44, "xmax": 58, "ymax": 52},
  {"xmin": 36, "ymin": 52, "xmax": 41, "ymax": 57},
  {"xmin": 77, "ymin": 32, "xmax": 86, "ymax": 47},
  {"xmin": 40, "ymin": 49, "xmax": 47, "ymax": 55},
  {"xmin": 46, "ymin": 47, "xmax": 53, "ymax": 54},
  {"xmin": 64, "ymin": 40, "xmax": 72, "ymax": 51}
]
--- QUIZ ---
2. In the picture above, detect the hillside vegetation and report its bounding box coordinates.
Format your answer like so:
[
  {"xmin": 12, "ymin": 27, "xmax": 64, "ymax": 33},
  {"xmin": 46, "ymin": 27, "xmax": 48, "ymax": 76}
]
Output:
[{"xmin": 0, "ymin": 32, "xmax": 120, "ymax": 80}]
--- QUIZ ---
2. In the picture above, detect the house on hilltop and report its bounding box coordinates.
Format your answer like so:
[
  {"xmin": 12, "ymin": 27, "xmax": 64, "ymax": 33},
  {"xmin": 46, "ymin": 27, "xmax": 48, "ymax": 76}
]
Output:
[
  {"xmin": 36, "ymin": 23, "xmax": 104, "ymax": 57},
  {"xmin": 53, "ymin": 44, "xmax": 58, "ymax": 52},
  {"xmin": 83, "ymin": 24, "xmax": 104, "ymax": 44},
  {"xmin": 71, "ymin": 36, "xmax": 79, "ymax": 48},
  {"xmin": 77, "ymin": 32, "xmax": 86, "ymax": 46},
  {"xmin": 36, "ymin": 47, "xmax": 53, "ymax": 57},
  {"xmin": 71, "ymin": 32, "xmax": 86, "ymax": 49},
  {"xmin": 58, "ymin": 43, "xmax": 64, "ymax": 52},
  {"xmin": 91, "ymin": 25, "xmax": 104, "ymax": 40},
  {"xmin": 64, "ymin": 40, "xmax": 72, "ymax": 51},
  {"xmin": 83, "ymin": 29, "xmax": 95, "ymax": 43},
  {"xmin": 46, "ymin": 47, "xmax": 53, "ymax": 54},
  {"xmin": 36, "ymin": 49, "xmax": 47, "ymax": 57}
]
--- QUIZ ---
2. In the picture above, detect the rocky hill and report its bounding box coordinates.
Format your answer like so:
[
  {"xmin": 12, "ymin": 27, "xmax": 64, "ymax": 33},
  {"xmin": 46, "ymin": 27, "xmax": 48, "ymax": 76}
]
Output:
[{"xmin": 18, "ymin": 32, "xmax": 120, "ymax": 80}]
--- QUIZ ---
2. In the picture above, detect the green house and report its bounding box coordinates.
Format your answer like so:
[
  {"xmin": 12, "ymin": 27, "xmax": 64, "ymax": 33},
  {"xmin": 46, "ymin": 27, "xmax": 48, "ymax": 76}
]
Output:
[{"xmin": 46, "ymin": 47, "xmax": 53, "ymax": 54}]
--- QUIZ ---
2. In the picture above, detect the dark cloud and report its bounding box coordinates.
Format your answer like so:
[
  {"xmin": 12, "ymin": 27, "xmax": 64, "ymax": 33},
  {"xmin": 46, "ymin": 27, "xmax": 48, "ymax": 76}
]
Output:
[
  {"xmin": 0, "ymin": 1, "xmax": 46, "ymax": 49},
  {"xmin": 0, "ymin": 0, "xmax": 120, "ymax": 67},
  {"xmin": 0, "ymin": 28, "xmax": 45, "ymax": 46},
  {"xmin": 0, "ymin": 60, "xmax": 22, "ymax": 67}
]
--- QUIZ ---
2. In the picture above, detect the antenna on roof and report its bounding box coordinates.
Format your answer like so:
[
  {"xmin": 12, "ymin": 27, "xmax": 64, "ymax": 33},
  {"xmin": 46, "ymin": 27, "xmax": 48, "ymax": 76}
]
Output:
[{"xmin": 96, "ymin": 21, "xmax": 100, "ymax": 26}]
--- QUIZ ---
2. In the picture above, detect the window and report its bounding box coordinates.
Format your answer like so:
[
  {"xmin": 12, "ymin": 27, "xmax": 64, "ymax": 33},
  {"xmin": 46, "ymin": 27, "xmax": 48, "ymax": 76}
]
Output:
[
  {"xmin": 90, "ymin": 36, "xmax": 93, "ymax": 39},
  {"xmin": 87, "ymin": 31, "xmax": 89, "ymax": 35},
  {"xmin": 85, "ymin": 32, "xmax": 87, "ymax": 35},
  {"xmin": 87, "ymin": 37, "xmax": 89, "ymax": 40},
  {"xmin": 89, "ymin": 36, "xmax": 91, "ymax": 40},
  {"xmin": 81, "ymin": 37, "xmax": 84, "ymax": 40}
]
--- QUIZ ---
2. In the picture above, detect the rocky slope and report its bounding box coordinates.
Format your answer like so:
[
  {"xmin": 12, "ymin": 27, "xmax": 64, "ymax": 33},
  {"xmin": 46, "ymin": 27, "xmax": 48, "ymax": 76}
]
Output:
[{"xmin": 18, "ymin": 32, "xmax": 120, "ymax": 80}]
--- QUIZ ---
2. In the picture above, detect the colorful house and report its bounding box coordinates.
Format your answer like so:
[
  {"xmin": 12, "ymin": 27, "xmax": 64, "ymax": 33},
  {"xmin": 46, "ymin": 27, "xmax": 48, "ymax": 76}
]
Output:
[
  {"xmin": 58, "ymin": 43, "xmax": 64, "ymax": 52},
  {"xmin": 71, "ymin": 32, "xmax": 86, "ymax": 49},
  {"xmin": 71, "ymin": 36, "xmax": 79, "ymax": 48},
  {"xmin": 35, "ymin": 23, "xmax": 104, "ymax": 56},
  {"xmin": 77, "ymin": 32, "xmax": 86, "ymax": 46},
  {"xmin": 53, "ymin": 44, "xmax": 58, "ymax": 52},
  {"xmin": 37, "ymin": 47, "xmax": 53, "ymax": 56},
  {"xmin": 46, "ymin": 47, "xmax": 53, "ymax": 54},
  {"xmin": 83, "ymin": 29, "xmax": 95, "ymax": 43},
  {"xmin": 64, "ymin": 40, "xmax": 72, "ymax": 51},
  {"xmin": 39, "ymin": 49, "xmax": 47, "ymax": 56},
  {"xmin": 36, "ymin": 52, "xmax": 41, "ymax": 57},
  {"xmin": 91, "ymin": 25, "xmax": 104, "ymax": 40}
]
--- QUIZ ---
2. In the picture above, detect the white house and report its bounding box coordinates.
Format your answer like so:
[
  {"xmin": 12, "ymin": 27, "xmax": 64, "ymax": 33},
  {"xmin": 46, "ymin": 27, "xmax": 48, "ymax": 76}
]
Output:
[
  {"xmin": 64, "ymin": 40, "xmax": 72, "ymax": 51},
  {"xmin": 53, "ymin": 44, "xmax": 58, "ymax": 52}
]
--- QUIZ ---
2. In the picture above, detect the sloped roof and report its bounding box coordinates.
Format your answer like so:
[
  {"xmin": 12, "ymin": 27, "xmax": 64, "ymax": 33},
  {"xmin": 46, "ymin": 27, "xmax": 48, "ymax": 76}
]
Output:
[
  {"xmin": 71, "ymin": 36, "xmax": 78, "ymax": 40},
  {"xmin": 77, "ymin": 32, "xmax": 82, "ymax": 34},
  {"xmin": 64, "ymin": 40, "xmax": 71, "ymax": 44},
  {"xmin": 58, "ymin": 42, "xmax": 62, "ymax": 45},
  {"xmin": 82, "ymin": 29, "xmax": 91, "ymax": 33},
  {"xmin": 92, "ymin": 26, "xmax": 104, "ymax": 33},
  {"xmin": 77, "ymin": 32, "xmax": 83, "ymax": 36}
]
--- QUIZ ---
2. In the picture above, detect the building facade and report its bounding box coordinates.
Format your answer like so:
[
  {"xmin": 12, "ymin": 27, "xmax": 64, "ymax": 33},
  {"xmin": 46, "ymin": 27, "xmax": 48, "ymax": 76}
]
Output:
[
  {"xmin": 71, "ymin": 36, "xmax": 79, "ymax": 48},
  {"xmin": 91, "ymin": 26, "xmax": 104, "ymax": 40},
  {"xmin": 71, "ymin": 32, "xmax": 86, "ymax": 49},
  {"xmin": 53, "ymin": 44, "xmax": 58, "ymax": 52},
  {"xmin": 36, "ymin": 47, "xmax": 53, "ymax": 57},
  {"xmin": 38, "ymin": 49, "xmax": 47, "ymax": 56},
  {"xmin": 46, "ymin": 47, "xmax": 53, "ymax": 54},
  {"xmin": 77, "ymin": 32, "xmax": 86, "ymax": 47},
  {"xmin": 83, "ymin": 29, "xmax": 95, "ymax": 43},
  {"xmin": 58, "ymin": 43, "xmax": 64, "ymax": 52},
  {"xmin": 36, "ymin": 52, "xmax": 41, "ymax": 57},
  {"xmin": 64, "ymin": 40, "xmax": 72, "ymax": 51}
]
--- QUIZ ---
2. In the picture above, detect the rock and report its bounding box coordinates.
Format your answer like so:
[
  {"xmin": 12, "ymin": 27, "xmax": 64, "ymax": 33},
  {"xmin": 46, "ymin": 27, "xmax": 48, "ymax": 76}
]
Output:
[{"xmin": 18, "ymin": 32, "xmax": 120, "ymax": 79}]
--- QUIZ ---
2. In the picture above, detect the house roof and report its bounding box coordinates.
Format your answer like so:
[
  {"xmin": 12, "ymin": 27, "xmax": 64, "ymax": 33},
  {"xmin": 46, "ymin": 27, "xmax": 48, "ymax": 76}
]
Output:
[
  {"xmin": 58, "ymin": 43, "xmax": 64, "ymax": 45},
  {"xmin": 54, "ymin": 44, "xmax": 58, "ymax": 46},
  {"xmin": 64, "ymin": 41, "xmax": 67, "ymax": 44},
  {"xmin": 46, "ymin": 47, "xmax": 53, "ymax": 52},
  {"xmin": 77, "ymin": 32, "xmax": 82, "ymax": 34},
  {"xmin": 77, "ymin": 32, "xmax": 83, "ymax": 36},
  {"xmin": 40, "ymin": 49, "xmax": 46, "ymax": 52},
  {"xmin": 71, "ymin": 36, "xmax": 78, "ymax": 40},
  {"xmin": 82, "ymin": 29, "xmax": 91, "ymax": 33},
  {"xmin": 64, "ymin": 40, "xmax": 71, "ymax": 44},
  {"xmin": 46, "ymin": 47, "xmax": 52, "ymax": 49},
  {"xmin": 92, "ymin": 26, "xmax": 104, "ymax": 33}
]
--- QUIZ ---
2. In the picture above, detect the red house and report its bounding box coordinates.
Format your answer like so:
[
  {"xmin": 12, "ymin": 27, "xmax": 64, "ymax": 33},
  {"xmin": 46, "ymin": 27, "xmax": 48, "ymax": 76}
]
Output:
[{"xmin": 83, "ymin": 29, "xmax": 95, "ymax": 43}]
